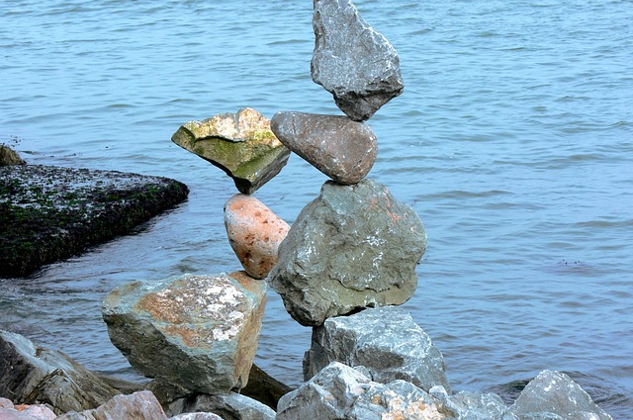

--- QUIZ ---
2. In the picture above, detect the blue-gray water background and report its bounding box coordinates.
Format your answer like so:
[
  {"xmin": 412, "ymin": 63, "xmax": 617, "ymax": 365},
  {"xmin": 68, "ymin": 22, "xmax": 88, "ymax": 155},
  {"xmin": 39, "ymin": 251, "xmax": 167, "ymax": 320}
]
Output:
[{"xmin": 1, "ymin": 0, "xmax": 632, "ymax": 418}]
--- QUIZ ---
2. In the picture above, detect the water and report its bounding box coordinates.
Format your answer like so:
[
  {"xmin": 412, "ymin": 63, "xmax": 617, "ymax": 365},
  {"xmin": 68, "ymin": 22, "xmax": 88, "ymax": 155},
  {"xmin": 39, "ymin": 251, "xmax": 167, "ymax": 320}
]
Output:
[{"xmin": 1, "ymin": 0, "xmax": 632, "ymax": 417}]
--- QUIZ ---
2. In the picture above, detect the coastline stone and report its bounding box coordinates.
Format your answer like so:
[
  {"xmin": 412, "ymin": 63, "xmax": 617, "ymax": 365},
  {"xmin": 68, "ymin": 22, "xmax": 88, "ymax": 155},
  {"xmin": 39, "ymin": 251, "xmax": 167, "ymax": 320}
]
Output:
[
  {"xmin": 312, "ymin": 0, "xmax": 404, "ymax": 121},
  {"xmin": 224, "ymin": 194, "xmax": 290, "ymax": 279},
  {"xmin": 56, "ymin": 390, "xmax": 167, "ymax": 420},
  {"xmin": 0, "ymin": 145, "xmax": 26, "ymax": 166},
  {"xmin": 102, "ymin": 272, "xmax": 267, "ymax": 394},
  {"xmin": 0, "ymin": 330, "xmax": 120, "ymax": 415},
  {"xmin": 270, "ymin": 111, "xmax": 377, "ymax": 185},
  {"xmin": 170, "ymin": 393, "xmax": 275, "ymax": 420},
  {"xmin": 304, "ymin": 306, "xmax": 450, "ymax": 393},
  {"xmin": 269, "ymin": 179, "xmax": 426, "ymax": 326},
  {"xmin": 171, "ymin": 108, "xmax": 290, "ymax": 194}
]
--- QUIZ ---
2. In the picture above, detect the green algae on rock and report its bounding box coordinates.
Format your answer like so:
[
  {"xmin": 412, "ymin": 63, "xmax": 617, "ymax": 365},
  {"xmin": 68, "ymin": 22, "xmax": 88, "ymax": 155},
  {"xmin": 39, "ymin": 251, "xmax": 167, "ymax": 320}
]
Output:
[
  {"xmin": 171, "ymin": 108, "xmax": 290, "ymax": 194},
  {"xmin": 0, "ymin": 165, "xmax": 189, "ymax": 278}
]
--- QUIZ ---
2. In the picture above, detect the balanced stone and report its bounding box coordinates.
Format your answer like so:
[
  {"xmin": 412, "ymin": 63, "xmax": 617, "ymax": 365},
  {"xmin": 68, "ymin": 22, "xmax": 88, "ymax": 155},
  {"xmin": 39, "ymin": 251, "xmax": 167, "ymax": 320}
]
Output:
[
  {"xmin": 171, "ymin": 108, "xmax": 290, "ymax": 194},
  {"xmin": 312, "ymin": 0, "xmax": 404, "ymax": 121},
  {"xmin": 269, "ymin": 179, "xmax": 426, "ymax": 326},
  {"xmin": 224, "ymin": 194, "xmax": 290, "ymax": 279},
  {"xmin": 102, "ymin": 272, "xmax": 267, "ymax": 394},
  {"xmin": 270, "ymin": 111, "xmax": 377, "ymax": 185},
  {"xmin": 304, "ymin": 306, "xmax": 450, "ymax": 393}
]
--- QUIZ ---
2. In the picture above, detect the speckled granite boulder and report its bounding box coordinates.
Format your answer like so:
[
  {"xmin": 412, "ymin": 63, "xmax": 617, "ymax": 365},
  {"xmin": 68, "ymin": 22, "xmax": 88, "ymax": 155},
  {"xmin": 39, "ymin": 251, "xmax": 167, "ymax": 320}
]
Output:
[
  {"xmin": 224, "ymin": 194, "xmax": 289, "ymax": 279},
  {"xmin": 102, "ymin": 272, "xmax": 267, "ymax": 394},
  {"xmin": 304, "ymin": 306, "xmax": 450, "ymax": 393},
  {"xmin": 312, "ymin": 0, "xmax": 404, "ymax": 121},
  {"xmin": 270, "ymin": 111, "xmax": 377, "ymax": 185},
  {"xmin": 171, "ymin": 108, "xmax": 290, "ymax": 194},
  {"xmin": 269, "ymin": 179, "xmax": 426, "ymax": 326}
]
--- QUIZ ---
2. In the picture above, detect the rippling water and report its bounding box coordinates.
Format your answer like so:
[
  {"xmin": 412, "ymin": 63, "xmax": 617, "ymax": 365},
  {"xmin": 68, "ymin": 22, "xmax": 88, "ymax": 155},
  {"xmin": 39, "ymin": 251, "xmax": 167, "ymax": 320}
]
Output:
[{"xmin": 1, "ymin": 0, "xmax": 632, "ymax": 418}]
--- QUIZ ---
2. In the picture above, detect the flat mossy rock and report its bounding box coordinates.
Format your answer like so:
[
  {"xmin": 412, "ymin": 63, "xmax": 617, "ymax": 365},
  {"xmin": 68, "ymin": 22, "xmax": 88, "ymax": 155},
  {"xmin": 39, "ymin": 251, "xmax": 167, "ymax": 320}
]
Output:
[{"xmin": 0, "ymin": 165, "xmax": 189, "ymax": 278}]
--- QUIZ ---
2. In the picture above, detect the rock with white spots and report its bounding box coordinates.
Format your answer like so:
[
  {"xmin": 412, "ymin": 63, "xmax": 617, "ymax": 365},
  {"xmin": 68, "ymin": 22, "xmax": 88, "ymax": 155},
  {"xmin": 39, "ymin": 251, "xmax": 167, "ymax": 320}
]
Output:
[
  {"xmin": 102, "ymin": 272, "xmax": 267, "ymax": 394},
  {"xmin": 224, "ymin": 194, "xmax": 290, "ymax": 279},
  {"xmin": 269, "ymin": 179, "xmax": 426, "ymax": 326},
  {"xmin": 312, "ymin": 0, "xmax": 404, "ymax": 121},
  {"xmin": 304, "ymin": 306, "xmax": 450, "ymax": 393},
  {"xmin": 270, "ymin": 111, "xmax": 377, "ymax": 185}
]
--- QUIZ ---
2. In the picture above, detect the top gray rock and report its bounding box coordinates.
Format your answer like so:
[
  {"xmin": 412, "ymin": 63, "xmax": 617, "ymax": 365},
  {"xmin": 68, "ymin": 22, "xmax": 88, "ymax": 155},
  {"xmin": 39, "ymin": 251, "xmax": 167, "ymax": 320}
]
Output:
[{"xmin": 312, "ymin": 0, "xmax": 404, "ymax": 121}]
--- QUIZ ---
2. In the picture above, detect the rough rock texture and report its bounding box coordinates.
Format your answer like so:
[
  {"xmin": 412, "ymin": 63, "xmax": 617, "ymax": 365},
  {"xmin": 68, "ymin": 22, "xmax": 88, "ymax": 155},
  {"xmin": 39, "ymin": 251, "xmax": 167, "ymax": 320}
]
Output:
[
  {"xmin": 171, "ymin": 393, "xmax": 275, "ymax": 420},
  {"xmin": 224, "ymin": 194, "xmax": 290, "ymax": 279},
  {"xmin": 56, "ymin": 390, "xmax": 168, "ymax": 420},
  {"xmin": 276, "ymin": 362, "xmax": 447, "ymax": 420},
  {"xmin": 0, "ymin": 402, "xmax": 56, "ymax": 420},
  {"xmin": 429, "ymin": 386, "xmax": 515, "ymax": 420},
  {"xmin": 270, "ymin": 111, "xmax": 377, "ymax": 185},
  {"xmin": 102, "ymin": 272, "xmax": 267, "ymax": 394},
  {"xmin": 169, "ymin": 413, "xmax": 224, "ymax": 420},
  {"xmin": 0, "ymin": 330, "xmax": 120, "ymax": 415},
  {"xmin": 0, "ymin": 165, "xmax": 189, "ymax": 278},
  {"xmin": 312, "ymin": 0, "xmax": 404, "ymax": 121},
  {"xmin": 240, "ymin": 363, "xmax": 293, "ymax": 411},
  {"xmin": 0, "ymin": 145, "xmax": 26, "ymax": 166},
  {"xmin": 510, "ymin": 370, "xmax": 613, "ymax": 420},
  {"xmin": 269, "ymin": 179, "xmax": 426, "ymax": 326},
  {"xmin": 304, "ymin": 306, "xmax": 450, "ymax": 393},
  {"xmin": 171, "ymin": 108, "xmax": 290, "ymax": 194}
]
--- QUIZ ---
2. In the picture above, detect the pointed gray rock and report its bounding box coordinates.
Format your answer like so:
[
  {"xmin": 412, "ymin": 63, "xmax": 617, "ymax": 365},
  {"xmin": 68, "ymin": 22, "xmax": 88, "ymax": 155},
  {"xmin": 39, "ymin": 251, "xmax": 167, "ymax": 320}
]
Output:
[
  {"xmin": 269, "ymin": 179, "xmax": 426, "ymax": 326},
  {"xmin": 312, "ymin": 0, "xmax": 404, "ymax": 121},
  {"xmin": 270, "ymin": 111, "xmax": 377, "ymax": 185}
]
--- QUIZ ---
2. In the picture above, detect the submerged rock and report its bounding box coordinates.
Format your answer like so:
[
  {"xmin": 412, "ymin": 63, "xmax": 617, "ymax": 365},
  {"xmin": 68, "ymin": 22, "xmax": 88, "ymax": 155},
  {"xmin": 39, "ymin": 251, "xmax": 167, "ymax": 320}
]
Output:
[
  {"xmin": 0, "ymin": 330, "xmax": 120, "ymax": 415},
  {"xmin": 270, "ymin": 111, "xmax": 377, "ymax": 185},
  {"xmin": 269, "ymin": 179, "xmax": 426, "ymax": 326},
  {"xmin": 304, "ymin": 306, "xmax": 450, "ymax": 393},
  {"xmin": 224, "ymin": 194, "xmax": 290, "ymax": 279},
  {"xmin": 312, "ymin": 0, "xmax": 404, "ymax": 121},
  {"xmin": 0, "ymin": 165, "xmax": 189, "ymax": 278},
  {"xmin": 102, "ymin": 272, "xmax": 267, "ymax": 394},
  {"xmin": 171, "ymin": 108, "xmax": 290, "ymax": 194}
]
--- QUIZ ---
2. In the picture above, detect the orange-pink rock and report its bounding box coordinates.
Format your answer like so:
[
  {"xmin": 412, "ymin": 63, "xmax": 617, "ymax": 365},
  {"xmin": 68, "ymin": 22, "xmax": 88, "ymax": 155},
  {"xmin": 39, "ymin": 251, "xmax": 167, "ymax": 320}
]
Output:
[{"xmin": 224, "ymin": 194, "xmax": 290, "ymax": 279}]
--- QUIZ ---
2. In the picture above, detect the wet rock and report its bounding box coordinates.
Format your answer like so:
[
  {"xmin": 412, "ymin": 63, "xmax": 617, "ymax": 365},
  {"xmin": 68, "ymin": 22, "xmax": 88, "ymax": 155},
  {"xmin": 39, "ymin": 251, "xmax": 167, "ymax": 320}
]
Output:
[
  {"xmin": 240, "ymin": 363, "xmax": 293, "ymax": 411},
  {"xmin": 0, "ymin": 330, "xmax": 120, "ymax": 415},
  {"xmin": 270, "ymin": 111, "xmax": 377, "ymax": 185},
  {"xmin": 56, "ymin": 390, "xmax": 167, "ymax": 420},
  {"xmin": 0, "ymin": 165, "xmax": 189, "ymax": 278},
  {"xmin": 102, "ymin": 272, "xmax": 267, "ymax": 394},
  {"xmin": 269, "ymin": 179, "xmax": 426, "ymax": 326},
  {"xmin": 509, "ymin": 370, "xmax": 613, "ymax": 420},
  {"xmin": 276, "ymin": 362, "xmax": 446, "ymax": 420},
  {"xmin": 173, "ymin": 393, "xmax": 275, "ymax": 420},
  {"xmin": 0, "ymin": 145, "xmax": 26, "ymax": 166},
  {"xmin": 171, "ymin": 108, "xmax": 290, "ymax": 194},
  {"xmin": 312, "ymin": 0, "xmax": 404, "ymax": 121},
  {"xmin": 224, "ymin": 194, "xmax": 290, "ymax": 279},
  {"xmin": 304, "ymin": 306, "xmax": 450, "ymax": 393}
]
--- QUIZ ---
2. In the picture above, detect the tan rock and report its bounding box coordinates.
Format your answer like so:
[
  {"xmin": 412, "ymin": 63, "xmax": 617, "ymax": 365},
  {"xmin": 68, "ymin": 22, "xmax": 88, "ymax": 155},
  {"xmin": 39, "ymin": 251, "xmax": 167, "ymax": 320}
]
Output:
[{"xmin": 224, "ymin": 194, "xmax": 290, "ymax": 279}]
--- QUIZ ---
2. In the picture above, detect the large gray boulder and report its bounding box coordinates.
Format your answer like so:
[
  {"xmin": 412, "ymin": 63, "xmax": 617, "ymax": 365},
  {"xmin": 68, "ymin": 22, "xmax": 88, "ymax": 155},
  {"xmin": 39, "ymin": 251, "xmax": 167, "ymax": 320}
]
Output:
[
  {"xmin": 269, "ymin": 179, "xmax": 426, "ymax": 326},
  {"xmin": 430, "ymin": 386, "xmax": 517, "ymax": 420},
  {"xmin": 276, "ymin": 362, "xmax": 446, "ymax": 420},
  {"xmin": 312, "ymin": 0, "xmax": 404, "ymax": 121},
  {"xmin": 56, "ymin": 390, "xmax": 168, "ymax": 420},
  {"xmin": 171, "ymin": 108, "xmax": 290, "ymax": 194},
  {"xmin": 270, "ymin": 111, "xmax": 377, "ymax": 185},
  {"xmin": 509, "ymin": 370, "xmax": 613, "ymax": 420},
  {"xmin": 0, "ymin": 330, "xmax": 120, "ymax": 415},
  {"xmin": 102, "ymin": 272, "xmax": 267, "ymax": 395},
  {"xmin": 304, "ymin": 306, "xmax": 450, "ymax": 393},
  {"xmin": 170, "ymin": 393, "xmax": 275, "ymax": 420}
]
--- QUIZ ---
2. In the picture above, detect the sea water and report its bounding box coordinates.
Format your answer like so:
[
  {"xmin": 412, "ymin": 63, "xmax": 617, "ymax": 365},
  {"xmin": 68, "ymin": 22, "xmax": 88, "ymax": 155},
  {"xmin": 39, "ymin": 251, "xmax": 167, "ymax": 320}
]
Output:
[{"xmin": 1, "ymin": 0, "xmax": 631, "ymax": 418}]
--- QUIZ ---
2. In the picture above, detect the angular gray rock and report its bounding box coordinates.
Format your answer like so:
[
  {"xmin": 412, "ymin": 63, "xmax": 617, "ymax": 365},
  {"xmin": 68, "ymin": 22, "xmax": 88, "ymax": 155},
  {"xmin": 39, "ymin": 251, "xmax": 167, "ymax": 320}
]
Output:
[
  {"xmin": 429, "ymin": 386, "xmax": 516, "ymax": 420},
  {"xmin": 169, "ymin": 413, "xmax": 225, "ymax": 420},
  {"xmin": 269, "ymin": 179, "xmax": 426, "ymax": 326},
  {"xmin": 56, "ymin": 390, "xmax": 167, "ymax": 420},
  {"xmin": 270, "ymin": 111, "xmax": 377, "ymax": 185},
  {"xmin": 510, "ymin": 370, "xmax": 613, "ymax": 420},
  {"xmin": 312, "ymin": 0, "xmax": 404, "ymax": 121},
  {"xmin": 171, "ymin": 108, "xmax": 290, "ymax": 194},
  {"xmin": 0, "ymin": 330, "xmax": 120, "ymax": 415},
  {"xmin": 102, "ymin": 273, "xmax": 267, "ymax": 394},
  {"xmin": 0, "ymin": 400, "xmax": 56, "ymax": 420},
  {"xmin": 170, "ymin": 393, "xmax": 275, "ymax": 420},
  {"xmin": 277, "ymin": 362, "xmax": 446, "ymax": 420},
  {"xmin": 304, "ymin": 306, "xmax": 450, "ymax": 393}
]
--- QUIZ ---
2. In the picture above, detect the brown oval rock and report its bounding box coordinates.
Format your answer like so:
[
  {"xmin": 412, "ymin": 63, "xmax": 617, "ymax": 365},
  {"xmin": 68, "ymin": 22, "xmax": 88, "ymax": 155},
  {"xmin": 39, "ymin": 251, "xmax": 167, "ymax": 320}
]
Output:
[
  {"xmin": 224, "ymin": 194, "xmax": 290, "ymax": 279},
  {"xmin": 271, "ymin": 111, "xmax": 377, "ymax": 185}
]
